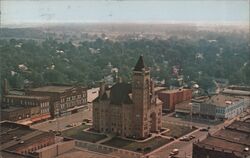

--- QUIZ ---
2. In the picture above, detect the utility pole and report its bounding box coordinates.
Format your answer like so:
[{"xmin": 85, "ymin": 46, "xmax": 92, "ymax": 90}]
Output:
[{"xmin": 189, "ymin": 103, "xmax": 193, "ymax": 129}]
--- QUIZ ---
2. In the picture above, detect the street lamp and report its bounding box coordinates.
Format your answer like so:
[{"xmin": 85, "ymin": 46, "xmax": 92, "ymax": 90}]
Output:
[{"xmin": 189, "ymin": 103, "xmax": 193, "ymax": 129}]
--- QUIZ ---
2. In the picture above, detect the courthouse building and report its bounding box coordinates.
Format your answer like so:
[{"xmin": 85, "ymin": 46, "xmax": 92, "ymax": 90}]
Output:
[{"xmin": 93, "ymin": 56, "xmax": 163, "ymax": 139}]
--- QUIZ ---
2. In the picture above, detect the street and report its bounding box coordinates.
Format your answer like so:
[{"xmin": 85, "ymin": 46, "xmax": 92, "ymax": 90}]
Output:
[
  {"xmin": 147, "ymin": 110, "xmax": 247, "ymax": 158},
  {"xmin": 31, "ymin": 104, "xmax": 92, "ymax": 131},
  {"xmin": 146, "ymin": 129, "xmax": 208, "ymax": 158}
]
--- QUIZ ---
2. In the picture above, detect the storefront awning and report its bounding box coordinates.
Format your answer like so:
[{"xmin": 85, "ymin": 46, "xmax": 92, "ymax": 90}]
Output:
[{"xmin": 31, "ymin": 114, "xmax": 51, "ymax": 122}]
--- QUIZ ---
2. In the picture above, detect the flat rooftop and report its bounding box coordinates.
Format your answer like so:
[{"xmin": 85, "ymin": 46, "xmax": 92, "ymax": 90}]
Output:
[
  {"xmin": 6, "ymin": 131, "xmax": 53, "ymax": 151},
  {"xmin": 4, "ymin": 95, "xmax": 49, "ymax": 100},
  {"xmin": 206, "ymin": 94, "xmax": 243, "ymax": 107},
  {"xmin": 30, "ymin": 85, "xmax": 74, "ymax": 93},
  {"xmin": 0, "ymin": 151, "xmax": 28, "ymax": 158},
  {"xmin": 0, "ymin": 121, "xmax": 53, "ymax": 151},
  {"xmin": 196, "ymin": 136, "xmax": 250, "ymax": 157},
  {"xmin": 1, "ymin": 121, "xmax": 35, "ymax": 146},
  {"xmin": 222, "ymin": 88, "xmax": 250, "ymax": 96},
  {"xmin": 8, "ymin": 90, "xmax": 25, "ymax": 96},
  {"xmin": 1, "ymin": 106, "xmax": 27, "ymax": 112},
  {"xmin": 56, "ymin": 148, "xmax": 118, "ymax": 158},
  {"xmin": 154, "ymin": 86, "xmax": 167, "ymax": 92},
  {"xmin": 192, "ymin": 96, "xmax": 209, "ymax": 103},
  {"xmin": 175, "ymin": 101, "xmax": 191, "ymax": 112},
  {"xmin": 213, "ymin": 129, "xmax": 250, "ymax": 146},
  {"xmin": 159, "ymin": 88, "xmax": 191, "ymax": 94},
  {"xmin": 194, "ymin": 119, "xmax": 250, "ymax": 157},
  {"xmin": 227, "ymin": 120, "xmax": 250, "ymax": 133}
]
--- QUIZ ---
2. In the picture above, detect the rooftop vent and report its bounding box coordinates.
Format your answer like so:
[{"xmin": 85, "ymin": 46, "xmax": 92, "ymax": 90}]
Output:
[
  {"xmin": 225, "ymin": 101, "xmax": 232, "ymax": 105},
  {"xmin": 244, "ymin": 147, "xmax": 249, "ymax": 152}
]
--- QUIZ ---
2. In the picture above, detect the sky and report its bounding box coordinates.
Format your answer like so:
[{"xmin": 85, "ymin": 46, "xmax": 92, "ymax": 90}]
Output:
[{"xmin": 1, "ymin": 0, "xmax": 249, "ymax": 25}]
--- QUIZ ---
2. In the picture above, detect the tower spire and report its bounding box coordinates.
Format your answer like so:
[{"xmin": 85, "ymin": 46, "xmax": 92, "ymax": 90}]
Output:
[{"xmin": 134, "ymin": 55, "xmax": 145, "ymax": 71}]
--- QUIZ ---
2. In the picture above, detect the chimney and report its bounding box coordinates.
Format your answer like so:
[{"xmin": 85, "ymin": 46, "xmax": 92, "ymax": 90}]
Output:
[
  {"xmin": 99, "ymin": 81, "xmax": 105, "ymax": 97},
  {"xmin": 3, "ymin": 79, "xmax": 9, "ymax": 95}
]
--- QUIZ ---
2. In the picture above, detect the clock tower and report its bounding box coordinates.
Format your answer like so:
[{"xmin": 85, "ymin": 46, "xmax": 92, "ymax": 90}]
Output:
[{"xmin": 132, "ymin": 55, "xmax": 150, "ymax": 138}]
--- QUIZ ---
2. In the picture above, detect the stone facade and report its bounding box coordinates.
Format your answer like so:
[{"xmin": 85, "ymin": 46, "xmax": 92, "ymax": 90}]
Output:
[
  {"xmin": 26, "ymin": 85, "xmax": 88, "ymax": 118},
  {"xmin": 93, "ymin": 56, "xmax": 162, "ymax": 139}
]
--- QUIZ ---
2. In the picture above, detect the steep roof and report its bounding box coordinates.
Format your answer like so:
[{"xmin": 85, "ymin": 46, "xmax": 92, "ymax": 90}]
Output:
[
  {"xmin": 93, "ymin": 82, "xmax": 133, "ymax": 105},
  {"xmin": 110, "ymin": 82, "xmax": 133, "ymax": 105},
  {"xmin": 133, "ymin": 55, "xmax": 146, "ymax": 71}
]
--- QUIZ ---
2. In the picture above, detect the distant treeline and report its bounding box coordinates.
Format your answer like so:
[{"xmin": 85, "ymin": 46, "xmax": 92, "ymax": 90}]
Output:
[{"xmin": 0, "ymin": 31, "xmax": 249, "ymax": 91}]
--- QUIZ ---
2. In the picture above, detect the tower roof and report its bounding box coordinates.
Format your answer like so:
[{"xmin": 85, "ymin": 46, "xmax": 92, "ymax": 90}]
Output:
[{"xmin": 133, "ymin": 55, "xmax": 146, "ymax": 71}]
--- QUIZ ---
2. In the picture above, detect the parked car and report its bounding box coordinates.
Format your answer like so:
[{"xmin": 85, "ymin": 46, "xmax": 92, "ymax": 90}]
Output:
[
  {"xmin": 49, "ymin": 119, "xmax": 56, "ymax": 123},
  {"xmin": 180, "ymin": 136, "xmax": 190, "ymax": 141},
  {"xmin": 169, "ymin": 137, "xmax": 175, "ymax": 141},
  {"xmin": 172, "ymin": 148, "xmax": 179, "ymax": 154},
  {"xmin": 83, "ymin": 119, "xmax": 92, "ymax": 123},
  {"xmin": 199, "ymin": 128, "xmax": 209, "ymax": 132},
  {"xmin": 189, "ymin": 135, "xmax": 195, "ymax": 139},
  {"xmin": 66, "ymin": 124, "xmax": 73, "ymax": 128}
]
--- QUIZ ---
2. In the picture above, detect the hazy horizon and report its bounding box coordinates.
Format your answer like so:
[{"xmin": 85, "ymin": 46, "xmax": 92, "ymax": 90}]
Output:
[{"xmin": 1, "ymin": 0, "xmax": 249, "ymax": 27}]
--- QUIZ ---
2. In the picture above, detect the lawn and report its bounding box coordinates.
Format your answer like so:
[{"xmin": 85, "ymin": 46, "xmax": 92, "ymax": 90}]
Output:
[
  {"xmin": 62, "ymin": 125, "xmax": 107, "ymax": 143},
  {"xmin": 102, "ymin": 136, "xmax": 171, "ymax": 153},
  {"xmin": 162, "ymin": 122, "xmax": 197, "ymax": 138}
]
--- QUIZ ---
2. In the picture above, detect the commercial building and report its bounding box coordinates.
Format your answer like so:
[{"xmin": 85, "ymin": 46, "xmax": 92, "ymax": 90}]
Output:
[
  {"xmin": 34, "ymin": 140, "xmax": 119, "ymax": 158},
  {"xmin": 26, "ymin": 84, "xmax": 88, "ymax": 118},
  {"xmin": 194, "ymin": 95, "xmax": 246, "ymax": 120},
  {"xmin": 93, "ymin": 56, "xmax": 162, "ymax": 139},
  {"xmin": 1, "ymin": 95, "xmax": 50, "ymax": 123},
  {"xmin": 0, "ymin": 121, "xmax": 55, "ymax": 157},
  {"xmin": 175, "ymin": 94, "xmax": 247, "ymax": 120},
  {"xmin": 1, "ymin": 106, "xmax": 31, "ymax": 123},
  {"xmin": 222, "ymin": 88, "xmax": 250, "ymax": 108},
  {"xmin": 175, "ymin": 101, "xmax": 192, "ymax": 115},
  {"xmin": 193, "ymin": 119, "xmax": 250, "ymax": 158},
  {"xmin": 158, "ymin": 88, "xmax": 192, "ymax": 111}
]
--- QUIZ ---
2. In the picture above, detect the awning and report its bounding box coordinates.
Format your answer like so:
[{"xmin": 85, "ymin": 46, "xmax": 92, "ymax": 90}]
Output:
[{"xmin": 31, "ymin": 114, "xmax": 51, "ymax": 122}]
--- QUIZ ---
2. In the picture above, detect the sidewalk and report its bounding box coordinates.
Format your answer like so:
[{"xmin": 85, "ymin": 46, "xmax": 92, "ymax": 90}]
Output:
[{"xmin": 96, "ymin": 134, "xmax": 115, "ymax": 144}]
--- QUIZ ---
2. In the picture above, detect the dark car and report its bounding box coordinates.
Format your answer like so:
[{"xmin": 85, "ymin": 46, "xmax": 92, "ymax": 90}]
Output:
[
  {"xmin": 169, "ymin": 137, "xmax": 175, "ymax": 141},
  {"xmin": 199, "ymin": 128, "xmax": 209, "ymax": 131}
]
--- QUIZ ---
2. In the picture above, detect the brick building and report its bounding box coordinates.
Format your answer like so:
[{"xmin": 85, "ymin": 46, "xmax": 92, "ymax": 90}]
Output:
[
  {"xmin": 193, "ymin": 120, "xmax": 250, "ymax": 158},
  {"xmin": 158, "ymin": 88, "xmax": 192, "ymax": 111},
  {"xmin": 26, "ymin": 84, "xmax": 88, "ymax": 118},
  {"xmin": 1, "ymin": 95, "xmax": 50, "ymax": 123},
  {"xmin": 1, "ymin": 106, "xmax": 31, "ymax": 122},
  {"xmin": 0, "ymin": 121, "xmax": 55, "ymax": 157},
  {"xmin": 93, "ymin": 56, "xmax": 162, "ymax": 139}
]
